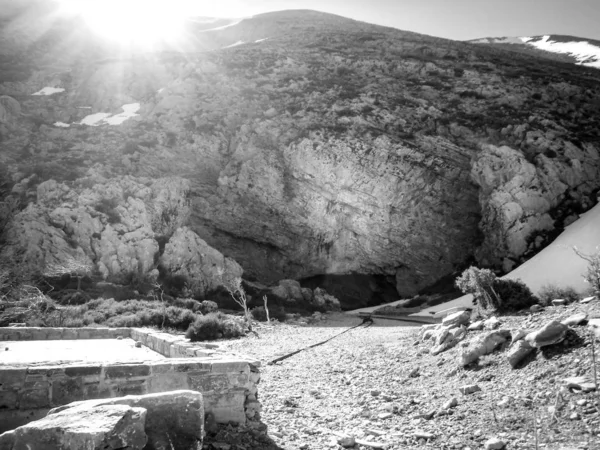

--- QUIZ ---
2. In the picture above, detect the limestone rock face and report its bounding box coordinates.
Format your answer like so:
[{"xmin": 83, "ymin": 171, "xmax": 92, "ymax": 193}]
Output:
[
  {"xmin": 159, "ymin": 226, "xmax": 243, "ymax": 297},
  {"xmin": 472, "ymin": 144, "xmax": 600, "ymax": 267},
  {"xmin": 0, "ymin": 404, "xmax": 147, "ymax": 450},
  {"xmin": 0, "ymin": 174, "xmax": 235, "ymax": 288}
]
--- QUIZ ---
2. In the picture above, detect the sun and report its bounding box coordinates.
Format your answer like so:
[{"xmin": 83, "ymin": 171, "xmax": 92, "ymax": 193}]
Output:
[{"xmin": 58, "ymin": 0, "xmax": 191, "ymax": 47}]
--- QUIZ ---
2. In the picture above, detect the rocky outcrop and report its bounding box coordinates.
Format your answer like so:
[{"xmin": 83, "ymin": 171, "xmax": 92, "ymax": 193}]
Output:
[
  {"xmin": 1, "ymin": 172, "xmax": 241, "ymax": 295},
  {"xmin": 472, "ymin": 144, "xmax": 600, "ymax": 269},
  {"xmin": 160, "ymin": 226, "xmax": 243, "ymax": 297}
]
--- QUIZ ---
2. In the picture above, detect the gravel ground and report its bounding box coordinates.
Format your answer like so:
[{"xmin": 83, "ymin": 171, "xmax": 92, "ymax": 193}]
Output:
[{"xmin": 205, "ymin": 303, "xmax": 600, "ymax": 450}]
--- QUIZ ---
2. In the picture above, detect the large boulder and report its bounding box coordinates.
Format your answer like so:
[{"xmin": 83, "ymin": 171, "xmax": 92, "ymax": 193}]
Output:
[
  {"xmin": 159, "ymin": 227, "xmax": 243, "ymax": 297},
  {"xmin": 525, "ymin": 320, "xmax": 568, "ymax": 348},
  {"xmin": 49, "ymin": 390, "xmax": 204, "ymax": 450},
  {"xmin": 0, "ymin": 404, "xmax": 147, "ymax": 450}
]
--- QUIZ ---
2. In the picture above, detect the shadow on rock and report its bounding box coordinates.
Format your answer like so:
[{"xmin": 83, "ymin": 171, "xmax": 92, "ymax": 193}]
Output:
[{"xmin": 203, "ymin": 419, "xmax": 284, "ymax": 450}]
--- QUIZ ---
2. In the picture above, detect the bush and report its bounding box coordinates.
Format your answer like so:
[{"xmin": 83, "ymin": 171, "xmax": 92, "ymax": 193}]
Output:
[
  {"xmin": 574, "ymin": 248, "xmax": 600, "ymax": 297},
  {"xmin": 199, "ymin": 300, "xmax": 218, "ymax": 315},
  {"xmin": 455, "ymin": 266, "xmax": 499, "ymax": 311},
  {"xmin": 185, "ymin": 312, "xmax": 245, "ymax": 342},
  {"xmin": 45, "ymin": 298, "xmax": 200, "ymax": 330},
  {"xmin": 251, "ymin": 305, "xmax": 287, "ymax": 322},
  {"xmin": 538, "ymin": 284, "xmax": 580, "ymax": 306},
  {"xmin": 492, "ymin": 279, "xmax": 538, "ymax": 312}
]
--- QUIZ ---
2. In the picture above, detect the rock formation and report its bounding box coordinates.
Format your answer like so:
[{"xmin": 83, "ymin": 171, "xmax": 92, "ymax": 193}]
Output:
[{"xmin": 2, "ymin": 8, "xmax": 600, "ymax": 301}]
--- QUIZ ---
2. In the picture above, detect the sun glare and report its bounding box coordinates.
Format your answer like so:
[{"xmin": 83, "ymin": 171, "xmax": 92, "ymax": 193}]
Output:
[{"xmin": 58, "ymin": 0, "xmax": 190, "ymax": 46}]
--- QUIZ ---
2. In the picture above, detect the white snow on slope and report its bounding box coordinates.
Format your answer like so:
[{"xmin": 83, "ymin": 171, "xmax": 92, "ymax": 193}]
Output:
[
  {"xmin": 103, "ymin": 103, "xmax": 140, "ymax": 125},
  {"xmin": 78, "ymin": 103, "xmax": 140, "ymax": 126},
  {"xmin": 523, "ymin": 35, "xmax": 600, "ymax": 68},
  {"xmin": 255, "ymin": 38, "xmax": 268, "ymax": 43},
  {"xmin": 32, "ymin": 87, "xmax": 65, "ymax": 96},
  {"xmin": 78, "ymin": 112, "xmax": 112, "ymax": 126},
  {"xmin": 53, "ymin": 122, "xmax": 70, "ymax": 128},
  {"xmin": 471, "ymin": 37, "xmax": 526, "ymax": 45},
  {"xmin": 412, "ymin": 203, "xmax": 600, "ymax": 317},
  {"xmin": 225, "ymin": 40, "xmax": 245, "ymax": 48}
]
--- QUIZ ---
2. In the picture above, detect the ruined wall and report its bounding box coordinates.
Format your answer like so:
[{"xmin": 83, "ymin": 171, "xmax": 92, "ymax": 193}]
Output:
[{"xmin": 0, "ymin": 327, "xmax": 261, "ymax": 433}]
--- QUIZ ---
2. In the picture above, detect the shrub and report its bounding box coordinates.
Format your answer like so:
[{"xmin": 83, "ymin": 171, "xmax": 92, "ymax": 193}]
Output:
[
  {"xmin": 199, "ymin": 300, "xmax": 218, "ymax": 315},
  {"xmin": 492, "ymin": 279, "xmax": 538, "ymax": 312},
  {"xmin": 185, "ymin": 312, "xmax": 245, "ymax": 341},
  {"xmin": 538, "ymin": 284, "xmax": 580, "ymax": 306}
]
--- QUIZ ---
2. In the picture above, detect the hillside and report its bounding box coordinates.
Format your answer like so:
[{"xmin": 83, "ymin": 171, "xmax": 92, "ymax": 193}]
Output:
[{"xmin": 1, "ymin": 5, "xmax": 600, "ymax": 306}]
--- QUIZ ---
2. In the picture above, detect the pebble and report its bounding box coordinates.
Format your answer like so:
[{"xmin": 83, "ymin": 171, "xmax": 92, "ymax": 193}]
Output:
[{"xmin": 484, "ymin": 437, "xmax": 506, "ymax": 449}]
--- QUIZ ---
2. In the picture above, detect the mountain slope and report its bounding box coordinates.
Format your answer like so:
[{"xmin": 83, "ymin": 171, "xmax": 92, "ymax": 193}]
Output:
[
  {"xmin": 470, "ymin": 34, "xmax": 600, "ymax": 69},
  {"xmin": 1, "ymin": 8, "xmax": 600, "ymax": 304}
]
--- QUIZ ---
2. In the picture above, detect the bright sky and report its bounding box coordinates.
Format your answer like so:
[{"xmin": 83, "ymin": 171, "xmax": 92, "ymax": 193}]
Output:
[
  {"xmin": 182, "ymin": 0, "xmax": 600, "ymax": 41},
  {"xmin": 6, "ymin": 0, "xmax": 600, "ymax": 42}
]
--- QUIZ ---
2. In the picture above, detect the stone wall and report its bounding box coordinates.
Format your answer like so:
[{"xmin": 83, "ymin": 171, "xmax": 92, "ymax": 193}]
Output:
[{"xmin": 0, "ymin": 327, "xmax": 261, "ymax": 433}]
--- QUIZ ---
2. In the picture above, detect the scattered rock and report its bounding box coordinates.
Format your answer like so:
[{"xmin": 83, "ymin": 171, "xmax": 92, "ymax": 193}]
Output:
[
  {"xmin": 442, "ymin": 310, "xmax": 471, "ymax": 328},
  {"xmin": 564, "ymin": 376, "xmax": 597, "ymax": 393},
  {"xmin": 588, "ymin": 318, "xmax": 600, "ymax": 338},
  {"xmin": 413, "ymin": 430, "xmax": 434, "ymax": 440},
  {"xmin": 431, "ymin": 326, "xmax": 467, "ymax": 355},
  {"xmin": 467, "ymin": 320, "xmax": 484, "ymax": 331},
  {"xmin": 460, "ymin": 330, "xmax": 511, "ymax": 366},
  {"xmin": 552, "ymin": 299, "xmax": 566, "ymax": 306},
  {"xmin": 561, "ymin": 313, "xmax": 588, "ymax": 326},
  {"xmin": 525, "ymin": 320, "xmax": 568, "ymax": 347},
  {"xmin": 459, "ymin": 384, "xmax": 481, "ymax": 395},
  {"xmin": 484, "ymin": 437, "xmax": 506, "ymax": 449},
  {"xmin": 441, "ymin": 398, "xmax": 458, "ymax": 410},
  {"xmin": 483, "ymin": 316, "xmax": 500, "ymax": 330},
  {"xmin": 507, "ymin": 339, "xmax": 535, "ymax": 368},
  {"xmin": 337, "ymin": 435, "xmax": 356, "ymax": 448},
  {"xmin": 581, "ymin": 296, "xmax": 597, "ymax": 304},
  {"xmin": 530, "ymin": 304, "xmax": 543, "ymax": 313}
]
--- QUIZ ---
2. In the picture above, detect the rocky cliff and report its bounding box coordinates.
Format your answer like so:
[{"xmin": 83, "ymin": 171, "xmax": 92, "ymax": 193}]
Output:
[{"xmin": 1, "ymin": 6, "xmax": 600, "ymax": 302}]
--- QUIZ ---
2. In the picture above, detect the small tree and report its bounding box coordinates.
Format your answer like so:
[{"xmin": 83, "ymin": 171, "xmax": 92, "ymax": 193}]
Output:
[
  {"xmin": 225, "ymin": 277, "xmax": 254, "ymax": 332},
  {"xmin": 573, "ymin": 246, "xmax": 600, "ymax": 296},
  {"xmin": 262, "ymin": 295, "xmax": 270, "ymax": 323},
  {"xmin": 455, "ymin": 266, "xmax": 501, "ymax": 312},
  {"xmin": 44, "ymin": 255, "xmax": 93, "ymax": 291}
]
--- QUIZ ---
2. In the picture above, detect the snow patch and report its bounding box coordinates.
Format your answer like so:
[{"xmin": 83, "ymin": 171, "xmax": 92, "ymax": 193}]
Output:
[
  {"xmin": 157, "ymin": 88, "xmax": 165, "ymax": 93},
  {"xmin": 78, "ymin": 112, "xmax": 112, "ymax": 126},
  {"xmin": 525, "ymin": 35, "xmax": 600, "ymax": 68},
  {"xmin": 32, "ymin": 87, "xmax": 65, "ymax": 96},
  {"xmin": 53, "ymin": 122, "xmax": 70, "ymax": 128},
  {"xmin": 255, "ymin": 38, "xmax": 268, "ymax": 43},
  {"xmin": 78, "ymin": 103, "xmax": 140, "ymax": 126},
  {"xmin": 102, "ymin": 103, "xmax": 140, "ymax": 125},
  {"xmin": 225, "ymin": 40, "xmax": 245, "ymax": 48}
]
